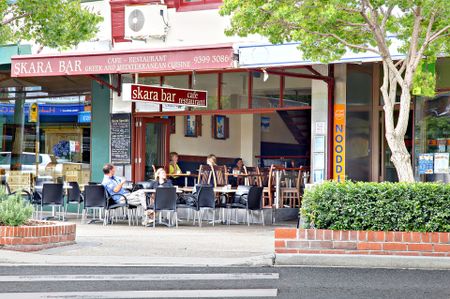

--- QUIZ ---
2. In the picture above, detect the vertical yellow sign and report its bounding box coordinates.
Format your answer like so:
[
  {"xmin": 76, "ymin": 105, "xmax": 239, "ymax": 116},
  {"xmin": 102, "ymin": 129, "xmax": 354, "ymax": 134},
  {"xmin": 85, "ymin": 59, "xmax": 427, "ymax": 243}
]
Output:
[
  {"xmin": 29, "ymin": 103, "xmax": 38, "ymax": 123},
  {"xmin": 333, "ymin": 104, "xmax": 346, "ymax": 182}
]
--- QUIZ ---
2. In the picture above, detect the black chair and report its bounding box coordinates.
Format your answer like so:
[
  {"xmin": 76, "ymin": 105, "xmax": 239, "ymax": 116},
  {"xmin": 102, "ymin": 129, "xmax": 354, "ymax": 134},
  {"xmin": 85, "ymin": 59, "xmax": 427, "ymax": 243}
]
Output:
[
  {"xmin": 39, "ymin": 183, "xmax": 65, "ymax": 221},
  {"xmin": 2, "ymin": 182, "xmax": 32, "ymax": 202},
  {"xmin": 83, "ymin": 185, "xmax": 107, "ymax": 224},
  {"xmin": 230, "ymin": 186, "xmax": 264, "ymax": 226},
  {"xmin": 65, "ymin": 182, "xmax": 84, "ymax": 218},
  {"xmin": 104, "ymin": 189, "xmax": 131, "ymax": 226},
  {"xmin": 185, "ymin": 185, "xmax": 215, "ymax": 227},
  {"xmin": 152, "ymin": 187, "xmax": 178, "ymax": 228}
]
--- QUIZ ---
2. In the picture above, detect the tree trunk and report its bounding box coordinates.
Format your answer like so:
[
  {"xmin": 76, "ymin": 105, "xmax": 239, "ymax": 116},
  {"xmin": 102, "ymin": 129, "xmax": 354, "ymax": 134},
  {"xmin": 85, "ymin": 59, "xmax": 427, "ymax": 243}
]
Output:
[
  {"xmin": 385, "ymin": 132, "xmax": 415, "ymax": 182},
  {"xmin": 383, "ymin": 84, "xmax": 415, "ymax": 183}
]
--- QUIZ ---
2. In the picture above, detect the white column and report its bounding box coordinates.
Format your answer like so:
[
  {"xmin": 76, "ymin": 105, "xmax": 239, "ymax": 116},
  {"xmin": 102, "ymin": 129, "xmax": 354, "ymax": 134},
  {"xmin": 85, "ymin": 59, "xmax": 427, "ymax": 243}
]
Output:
[{"xmin": 310, "ymin": 65, "xmax": 329, "ymax": 183}]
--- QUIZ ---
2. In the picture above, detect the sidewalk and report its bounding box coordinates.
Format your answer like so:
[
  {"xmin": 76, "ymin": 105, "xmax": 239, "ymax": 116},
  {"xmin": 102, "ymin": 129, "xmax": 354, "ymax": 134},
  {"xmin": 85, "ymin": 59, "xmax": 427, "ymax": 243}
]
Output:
[{"xmin": 0, "ymin": 217, "xmax": 277, "ymax": 267}]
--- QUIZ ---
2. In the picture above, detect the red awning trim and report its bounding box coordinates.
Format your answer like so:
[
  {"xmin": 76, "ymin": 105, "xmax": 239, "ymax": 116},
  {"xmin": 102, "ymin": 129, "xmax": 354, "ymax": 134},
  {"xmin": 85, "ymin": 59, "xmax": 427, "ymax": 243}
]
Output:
[{"xmin": 11, "ymin": 44, "xmax": 235, "ymax": 78}]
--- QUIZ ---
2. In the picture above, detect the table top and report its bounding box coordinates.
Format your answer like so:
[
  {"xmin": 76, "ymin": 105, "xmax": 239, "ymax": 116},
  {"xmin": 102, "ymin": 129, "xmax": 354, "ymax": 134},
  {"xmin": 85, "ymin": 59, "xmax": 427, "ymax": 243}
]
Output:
[
  {"xmin": 34, "ymin": 184, "xmax": 73, "ymax": 190},
  {"xmin": 167, "ymin": 173, "xmax": 197, "ymax": 177},
  {"xmin": 179, "ymin": 187, "xmax": 237, "ymax": 193},
  {"xmin": 140, "ymin": 188, "xmax": 183, "ymax": 193}
]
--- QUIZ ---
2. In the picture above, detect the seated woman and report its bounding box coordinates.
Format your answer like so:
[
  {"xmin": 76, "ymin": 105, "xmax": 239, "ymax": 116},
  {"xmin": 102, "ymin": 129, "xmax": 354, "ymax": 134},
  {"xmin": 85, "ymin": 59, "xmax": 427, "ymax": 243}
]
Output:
[
  {"xmin": 151, "ymin": 168, "xmax": 173, "ymax": 188},
  {"xmin": 229, "ymin": 158, "xmax": 245, "ymax": 187},
  {"xmin": 168, "ymin": 152, "xmax": 183, "ymax": 186}
]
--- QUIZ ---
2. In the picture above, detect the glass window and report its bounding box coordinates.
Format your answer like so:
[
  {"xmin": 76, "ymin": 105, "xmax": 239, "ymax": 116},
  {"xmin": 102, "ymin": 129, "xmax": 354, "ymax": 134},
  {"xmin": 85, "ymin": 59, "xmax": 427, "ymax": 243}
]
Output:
[
  {"xmin": 222, "ymin": 72, "xmax": 248, "ymax": 110},
  {"xmin": 0, "ymin": 88, "xmax": 91, "ymax": 189},
  {"xmin": 414, "ymin": 93, "xmax": 450, "ymax": 182},
  {"xmin": 253, "ymin": 72, "xmax": 281, "ymax": 108},
  {"xmin": 192, "ymin": 73, "xmax": 218, "ymax": 111},
  {"xmin": 284, "ymin": 70, "xmax": 312, "ymax": 106}
]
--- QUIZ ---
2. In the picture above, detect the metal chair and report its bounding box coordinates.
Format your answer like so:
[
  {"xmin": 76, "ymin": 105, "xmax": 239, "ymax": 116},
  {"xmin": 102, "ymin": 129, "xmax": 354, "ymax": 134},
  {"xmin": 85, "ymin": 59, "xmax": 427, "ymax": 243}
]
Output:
[
  {"xmin": 152, "ymin": 187, "xmax": 178, "ymax": 228},
  {"xmin": 65, "ymin": 182, "xmax": 84, "ymax": 218},
  {"xmin": 39, "ymin": 183, "xmax": 65, "ymax": 221},
  {"xmin": 230, "ymin": 186, "xmax": 264, "ymax": 226},
  {"xmin": 186, "ymin": 185, "xmax": 215, "ymax": 227},
  {"xmin": 83, "ymin": 185, "xmax": 107, "ymax": 224},
  {"xmin": 104, "ymin": 190, "xmax": 131, "ymax": 226}
]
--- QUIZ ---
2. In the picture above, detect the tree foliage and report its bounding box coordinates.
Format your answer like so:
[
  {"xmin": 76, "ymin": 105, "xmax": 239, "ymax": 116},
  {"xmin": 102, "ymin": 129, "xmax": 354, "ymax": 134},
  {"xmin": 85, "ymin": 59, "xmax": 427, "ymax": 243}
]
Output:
[
  {"xmin": 221, "ymin": 0, "xmax": 450, "ymax": 182},
  {"xmin": 0, "ymin": 0, "xmax": 102, "ymax": 49}
]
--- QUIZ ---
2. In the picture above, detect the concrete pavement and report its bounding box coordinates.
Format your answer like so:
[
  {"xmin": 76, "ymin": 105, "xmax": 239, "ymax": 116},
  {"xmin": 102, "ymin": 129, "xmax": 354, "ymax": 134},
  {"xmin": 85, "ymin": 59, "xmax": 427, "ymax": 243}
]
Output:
[{"xmin": 0, "ymin": 216, "xmax": 277, "ymax": 267}]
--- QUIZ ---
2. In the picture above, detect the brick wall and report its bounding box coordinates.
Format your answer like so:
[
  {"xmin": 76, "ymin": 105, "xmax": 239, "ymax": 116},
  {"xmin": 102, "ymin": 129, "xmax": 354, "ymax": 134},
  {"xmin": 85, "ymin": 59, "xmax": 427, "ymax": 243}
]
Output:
[
  {"xmin": 0, "ymin": 222, "xmax": 76, "ymax": 252},
  {"xmin": 275, "ymin": 228, "xmax": 450, "ymax": 257}
]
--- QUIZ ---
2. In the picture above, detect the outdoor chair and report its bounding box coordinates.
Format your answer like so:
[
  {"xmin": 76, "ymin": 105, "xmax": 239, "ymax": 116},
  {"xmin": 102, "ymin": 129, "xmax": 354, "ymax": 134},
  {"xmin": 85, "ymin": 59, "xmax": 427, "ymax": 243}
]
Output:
[
  {"xmin": 197, "ymin": 165, "xmax": 213, "ymax": 185},
  {"xmin": 104, "ymin": 190, "xmax": 132, "ymax": 226},
  {"xmin": 280, "ymin": 168, "xmax": 303, "ymax": 208},
  {"xmin": 230, "ymin": 186, "xmax": 264, "ymax": 226},
  {"xmin": 244, "ymin": 166, "xmax": 262, "ymax": 186},
  {"xmin": 83, "ymin": 185, "xmax": 107, "ymax": 224},
  {"xmin": 39, "ymin": 183, "xmax": 65, "ymax": 221},
  {"xmin": 65, "ymin": 182, "xmax": 84, "ymax": 218},
  {"xmin": 212, "ymin": 165, "xmax": 228, "ymax": 188},
  {"xmin": 185, "ymin": 185, "xmax": 215, "ymax": 227},
  {"xmin": 152, "ymin": 187, "xmax": 178, "ymax": 228},
  {"xmin": 262, "ymin": 165, "xmax": 276, "ymax": 207}
]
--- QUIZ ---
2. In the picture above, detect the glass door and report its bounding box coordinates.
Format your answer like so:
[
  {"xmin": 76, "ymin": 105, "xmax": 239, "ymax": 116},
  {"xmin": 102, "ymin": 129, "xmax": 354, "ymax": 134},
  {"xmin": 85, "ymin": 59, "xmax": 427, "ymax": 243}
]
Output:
[{"xmin": 134, "ymin": 118, "xmax": 170, "ymax": 182}]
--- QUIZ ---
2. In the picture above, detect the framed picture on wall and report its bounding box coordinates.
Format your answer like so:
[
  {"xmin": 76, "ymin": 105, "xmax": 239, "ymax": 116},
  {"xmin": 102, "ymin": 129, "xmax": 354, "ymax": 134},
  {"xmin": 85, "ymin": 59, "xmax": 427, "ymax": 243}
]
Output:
[
  {"xmin": 212, "ymin": 115, "xmax": 229, "ymax": 140},
  {"xmin": 184, "ymin": 115, "xmax": 202, "ymax": 137}
]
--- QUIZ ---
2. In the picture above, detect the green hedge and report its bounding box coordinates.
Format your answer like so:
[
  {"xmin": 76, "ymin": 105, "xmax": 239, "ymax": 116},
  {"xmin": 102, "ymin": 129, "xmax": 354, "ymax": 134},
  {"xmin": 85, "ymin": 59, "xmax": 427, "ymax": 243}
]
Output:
[{"xmin": 300, "ymin": 181, "xmax": 450, "ymax": 232}]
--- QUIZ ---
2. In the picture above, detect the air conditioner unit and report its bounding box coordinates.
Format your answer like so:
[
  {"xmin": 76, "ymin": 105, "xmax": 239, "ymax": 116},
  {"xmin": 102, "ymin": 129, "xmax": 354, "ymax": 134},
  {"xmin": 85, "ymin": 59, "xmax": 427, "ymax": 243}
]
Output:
[{"xmin": 124, "ymin": 4, "xmax": 168, "ymax": 40}]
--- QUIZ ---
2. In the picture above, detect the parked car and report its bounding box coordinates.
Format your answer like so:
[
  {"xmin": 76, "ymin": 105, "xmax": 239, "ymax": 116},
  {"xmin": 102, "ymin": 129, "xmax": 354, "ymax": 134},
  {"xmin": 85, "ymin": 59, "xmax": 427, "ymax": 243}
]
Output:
[{"xmin": 0, "ymin": 152, "xmax": 63, "ymax": 175}]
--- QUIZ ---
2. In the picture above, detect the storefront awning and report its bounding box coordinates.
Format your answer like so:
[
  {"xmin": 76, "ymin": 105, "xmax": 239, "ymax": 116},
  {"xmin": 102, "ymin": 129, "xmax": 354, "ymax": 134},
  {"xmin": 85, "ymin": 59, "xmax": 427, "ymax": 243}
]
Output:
[
  {"xmin": 237, "ymin": 40, "xmax": 405, "ymax": 68},
  {"xmin": 10, "ymin": 44, "xmax": 235, "ymax": 78}
]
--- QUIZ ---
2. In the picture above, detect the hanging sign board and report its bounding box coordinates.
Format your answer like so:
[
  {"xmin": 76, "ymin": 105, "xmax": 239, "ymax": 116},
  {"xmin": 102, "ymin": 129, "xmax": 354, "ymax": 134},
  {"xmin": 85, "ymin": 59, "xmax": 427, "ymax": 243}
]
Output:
[
  {"xmin": 122, "ymin": 83, "xmax": 207, "ymax": 108},
  {"xmin": 110, "ymin": 113, "xmax": 132, "ymax": 165},
  {"xmin": 333, "ymin": 104, "xmax": 346, "ymax": 182}
]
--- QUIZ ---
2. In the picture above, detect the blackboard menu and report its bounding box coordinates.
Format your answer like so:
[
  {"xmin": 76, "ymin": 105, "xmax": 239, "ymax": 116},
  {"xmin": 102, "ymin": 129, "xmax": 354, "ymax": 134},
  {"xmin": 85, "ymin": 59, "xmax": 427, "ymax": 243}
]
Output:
[{"xmin": 110, "ymin": 113, "xmax": 131, "ymax": 164}]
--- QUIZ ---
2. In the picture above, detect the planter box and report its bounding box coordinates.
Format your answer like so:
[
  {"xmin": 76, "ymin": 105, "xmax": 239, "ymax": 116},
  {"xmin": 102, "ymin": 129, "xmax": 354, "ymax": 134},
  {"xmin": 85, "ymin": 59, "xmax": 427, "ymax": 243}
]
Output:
[
  {"xmin": 275, "ymin": 228, "xmax": 450, "ymax": 257},
  {"xmin": 0, "ymin": 221, "xmax": 76, "ymax": 252}
]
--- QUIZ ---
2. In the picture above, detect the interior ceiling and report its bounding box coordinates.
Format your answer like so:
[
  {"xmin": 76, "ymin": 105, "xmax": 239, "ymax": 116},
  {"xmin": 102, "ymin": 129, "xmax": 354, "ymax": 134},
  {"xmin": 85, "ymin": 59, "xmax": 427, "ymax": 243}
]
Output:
[{"xmin": 0, "ymin": 73, "xmax": 92, "ymax": 96}]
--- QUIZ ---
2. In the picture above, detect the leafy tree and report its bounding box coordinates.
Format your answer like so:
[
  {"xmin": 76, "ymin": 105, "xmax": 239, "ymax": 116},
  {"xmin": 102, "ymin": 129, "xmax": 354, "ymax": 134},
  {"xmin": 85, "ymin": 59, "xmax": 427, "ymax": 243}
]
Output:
[
  {"xmin": 1, "ymin": 0, "xmax": 102, "ymax": 171},
  {"xmin": 0, "ymin": 0, "xmax": 102, "ymax": 49},
  {"xmin": 221, "ymin": 0, "xmax": 450, "ymax": 182}
]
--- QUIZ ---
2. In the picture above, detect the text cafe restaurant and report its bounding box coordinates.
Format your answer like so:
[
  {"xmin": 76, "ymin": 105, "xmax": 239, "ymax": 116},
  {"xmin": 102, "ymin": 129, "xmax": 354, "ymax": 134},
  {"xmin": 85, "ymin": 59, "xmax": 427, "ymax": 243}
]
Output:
[{"xmin": 9, "ymin": 45, "xmax": 450, "ymax": 189}]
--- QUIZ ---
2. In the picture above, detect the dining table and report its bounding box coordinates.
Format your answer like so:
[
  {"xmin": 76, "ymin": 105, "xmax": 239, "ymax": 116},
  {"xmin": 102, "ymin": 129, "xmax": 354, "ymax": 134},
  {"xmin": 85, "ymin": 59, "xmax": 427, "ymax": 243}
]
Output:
[{"xmin": 167, "ymin": 173, "xmax": 198, "ymax": 187}]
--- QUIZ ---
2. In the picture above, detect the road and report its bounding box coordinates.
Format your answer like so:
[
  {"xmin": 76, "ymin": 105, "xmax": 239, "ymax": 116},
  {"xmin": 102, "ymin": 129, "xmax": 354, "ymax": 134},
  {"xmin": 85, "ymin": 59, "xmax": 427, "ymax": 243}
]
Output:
[{"xmin": 0, "ymin": 266, "xmax": 448, "ymax": 298}]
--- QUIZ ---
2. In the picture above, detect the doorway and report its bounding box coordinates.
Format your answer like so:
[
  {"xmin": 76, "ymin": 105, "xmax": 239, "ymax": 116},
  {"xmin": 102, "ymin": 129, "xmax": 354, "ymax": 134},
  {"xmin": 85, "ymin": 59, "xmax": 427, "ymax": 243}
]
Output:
[{"xmin": 133, "ymin": 118, "xmax": 170, "ymax": 181}]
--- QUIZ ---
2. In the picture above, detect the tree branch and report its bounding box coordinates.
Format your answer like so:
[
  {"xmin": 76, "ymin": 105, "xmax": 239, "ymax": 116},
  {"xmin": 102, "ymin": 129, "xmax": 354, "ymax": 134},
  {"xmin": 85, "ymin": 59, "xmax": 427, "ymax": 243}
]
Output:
[
  {"xmin": 429, "ymin": 25, "xmax": 450, "ymax": 43},
  {"xmin": 2, "ymin": 13, "xmax": 30, "ymax": 26}
]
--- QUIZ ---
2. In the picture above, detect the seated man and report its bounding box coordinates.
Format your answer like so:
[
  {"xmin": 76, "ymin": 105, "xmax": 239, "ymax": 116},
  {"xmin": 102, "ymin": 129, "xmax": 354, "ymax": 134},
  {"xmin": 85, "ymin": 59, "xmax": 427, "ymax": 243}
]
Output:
[{"xmin": 101, "ymin": 163, "xmax": 153, "ymax": 224}]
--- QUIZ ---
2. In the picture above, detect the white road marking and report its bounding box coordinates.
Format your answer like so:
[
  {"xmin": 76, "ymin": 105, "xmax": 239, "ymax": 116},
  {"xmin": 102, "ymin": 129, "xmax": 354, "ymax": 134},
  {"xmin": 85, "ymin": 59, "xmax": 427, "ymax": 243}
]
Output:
[
  {"xmin": 0, "ymin": 289, "xmax": 278, "ymax": 298},
  {"xmin": 0, "ymin": 273, "xmax": 279, "ymax": 282}
]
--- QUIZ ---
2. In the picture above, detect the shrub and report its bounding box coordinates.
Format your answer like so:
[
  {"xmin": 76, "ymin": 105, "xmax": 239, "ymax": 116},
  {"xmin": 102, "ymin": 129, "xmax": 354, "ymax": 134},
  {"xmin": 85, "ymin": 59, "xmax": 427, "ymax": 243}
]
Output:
[
  {"xmin": 0, "ymin": 186, "xmax": 34, "ymax": 226},
  {"xmin": 300, "ymin": 181, "xmax": 450, "ymax": 232}
]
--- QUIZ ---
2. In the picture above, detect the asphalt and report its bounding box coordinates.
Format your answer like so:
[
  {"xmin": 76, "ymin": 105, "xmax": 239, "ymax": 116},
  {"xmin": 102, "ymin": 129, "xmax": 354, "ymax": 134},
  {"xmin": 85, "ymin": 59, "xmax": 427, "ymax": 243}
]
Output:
[
  {"xmin": 2, "ymin": 215, "xmax": 450, "ymax": 270},
  {"xmin": 0, "ymin": 266, "xmax": 449, "ymax": 299}
]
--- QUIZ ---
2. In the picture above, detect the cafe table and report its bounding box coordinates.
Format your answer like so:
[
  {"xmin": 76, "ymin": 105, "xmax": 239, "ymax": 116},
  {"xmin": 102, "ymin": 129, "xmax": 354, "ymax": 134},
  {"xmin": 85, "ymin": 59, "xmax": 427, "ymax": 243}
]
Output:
[{"xmin": 167, "ymin": 173, "xmax": 197, "ymax": 187}]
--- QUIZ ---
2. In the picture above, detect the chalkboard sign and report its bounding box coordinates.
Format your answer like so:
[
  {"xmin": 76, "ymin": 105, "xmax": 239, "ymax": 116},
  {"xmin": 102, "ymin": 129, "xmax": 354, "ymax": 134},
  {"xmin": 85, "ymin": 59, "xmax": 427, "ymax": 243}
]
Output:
[{"xmin": 110, "ymin": 113, "xmax": 131, "ymax": 165}]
